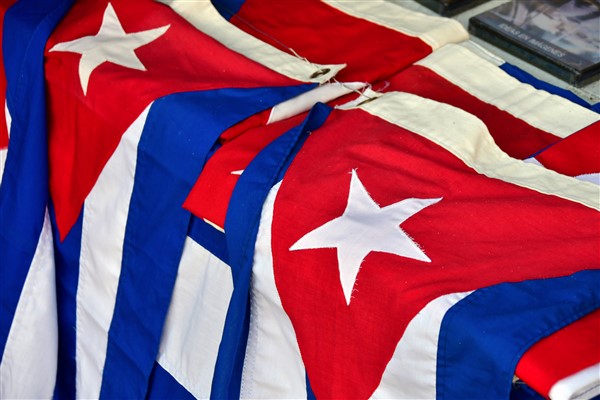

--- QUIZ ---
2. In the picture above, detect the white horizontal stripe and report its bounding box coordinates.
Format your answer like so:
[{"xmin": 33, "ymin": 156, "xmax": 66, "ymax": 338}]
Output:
[
  {"xmin": 0, "ymin": 148, "xmax": 6, "ymax": 185},
  {"xmin": 416, "ymin": 44, "xmax": 599, "ymax": 138},
  {"xmin": 459, "ymin": 41, "xmax": 505, "ymax": 66},
  {"xmin": 0, "ymin": 100, "xmax": 11, "ymax": 184},
  {"xmin": 157, "ymin": 0, "xmax": 343, "ymax": 84},
  {"xmin": 372, "ymin": 291, "xmax": 472, "ymax": 399},
  {"xmin": 268, "ymin": 82, "xmax": 366, "ymax": 124},
  {"xmin": 549, "ymin": 363, "xmax": 600, "ymax": 400},
  {"xmin": 0, "ymin": 210, "xmax": 58, "ymax": 399},
  {"xmin": 241, "ymin": 181, "xmax": 307, "ymax": 399},
  {"xmin": 324, "ymin": 0, "xmax": 468, "ymax": 50},
  {"xmin": 157, "ymin": 237, "xmax": 233, "ymax": 399},
  {"xmin": 76, "ymin": 105, "xmax": 150, "ymax": 399},
  {"xmin": 357, "ymin": 90, "xmax": 600, "ymax": 210},
  {"xmin": 203, "ymin": 218, "xmax": 226, "ymax": 233},
  {"xmin": 4, "ymin": 99, "xmax": 10, "ymax": 141}
]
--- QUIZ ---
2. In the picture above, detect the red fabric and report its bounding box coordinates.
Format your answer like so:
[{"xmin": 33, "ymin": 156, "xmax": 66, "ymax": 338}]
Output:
[
  {"xmin": 516, "ymin": 309, "xmax": 600, "ymax": 398},
  {"xmin": 533, "ymin": 122, "xmax": 600, "ymax": 176},
  {"xmin": 185, "ymin": 112, "xmax": 307, "ymax": 227},
  {"xmin": 0, "ymin": 0, "xmax": 17, "ymax": 150},
  {"xmin": 45, "ymin": 0, "xmax": 300, "ymax": 239},
  {"xmin": 387, "ymin": 65, "xmax": 564, "ymax": 159},
  {"xmin": 231, "ymin": 0, "xmax": 432, "ymax": 83},
  {"xmin": 270, "ymin": 108, "xmax": 600, "ymax": 399},
  {"xmin": 218, "ymin": 108, "xmax": 270, "ymax": 144}
]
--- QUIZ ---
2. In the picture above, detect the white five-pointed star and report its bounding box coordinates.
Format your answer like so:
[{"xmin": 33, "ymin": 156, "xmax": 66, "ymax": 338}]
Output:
[
  {"xmin": 49, "ymin": 3, "xmax": 170, "ymax": 95},
  {"xmin": 290, "ymin": 170, "xmax": 441, "ymax": 305}
]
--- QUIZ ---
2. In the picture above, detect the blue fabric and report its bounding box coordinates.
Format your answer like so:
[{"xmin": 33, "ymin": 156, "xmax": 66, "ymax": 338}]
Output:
[
  {"xmin": 436, "ymin": 270, "xmax": 600, "ymax": 400},
  {"xmin": 211, "ymin": 103, "xmax": 332, "ymax": 399},
  {"xmin": 188, "ymin": 217, "xmax": 229, "ymax": 265},
  {"xmin": 0, "ymin": 0, "xmax": 74, "ymax": 360},
  {"xmin": 306, "ymin": 373, "xmax": 316, "ymax": 400},
  {"xmin": 98, "ymin": 84, "xmax": 314, "ymax": 399},
  {"xmin": 50, "ymin": 204, "xmax": 83, "ymax": 400},
  {"xmin": 211, "ymin": 0, "xmax": 245, "ymax": 20},
  {"xmin": 500, "ymin": 63, "xmax": 599, "ymax": 113},
  {"xmin": 147, "ymin": 362, "xmax": 195, "ymax": 400}
]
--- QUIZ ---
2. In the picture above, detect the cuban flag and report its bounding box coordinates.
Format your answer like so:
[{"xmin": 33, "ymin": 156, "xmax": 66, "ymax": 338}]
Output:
[
  {"xmin": 210, "ymin": 92, "xmax": 599, "ymax": 399},
  {"xmin": 386, "ymin": 43, "xmax": 600, "ymax": 160},
  {"xmin": 209, "ymin": 0, "xmax": 469, "ymax": 83},
  {"xmin": 1, "ymin": 0, "xmax": 344, "ymax": 397}
]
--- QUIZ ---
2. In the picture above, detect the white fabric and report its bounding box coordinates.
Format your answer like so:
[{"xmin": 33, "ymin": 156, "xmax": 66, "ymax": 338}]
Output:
[
  {"xmin": 0, "ymin": 100, "xmax": 11, "ymax": 184},
  {"xmin": 157, "ymin": 0, "xmax": 343, "ymax": 84},
  {"xmin": 574, "ymin": 173, "xmax": 600, "ymax": 185},
  {"xmin": 524, "ymin": 158, "xmax": 600, "ymax": 186},
  {"xmin": 241, "ymin": 181, "xmax": 308, "ymax": 399},
  {"xmin": 76, "ymin": 105, "xmax": 149, "ymax": 398},
  {"xmin": 549, "ymin": 363, "xmax": 600, "ymax": 400},
  {"xmin": 324, "ymin": 0, "xmax": 468, "ymax": 50},
  {"xmin": 0, "ymin": 66, "xmax": 57, "ymax": 400},
  {"xmin": 372, "ymin": 291, "xmax": 472, "ymax": 399},
  {"xmin": 268, "ymin": 82, "xmax": 366, "ymax": 124},
  {"xmin": 0, "ymin": 148, "xmax": 6, "ymax": 185},
  {"xmin": 3, "ymin": 99, "xmax": 9, "ymax": 137},
  {"xmin": 0, "ymin": 210, "xmax": 58, "ymax": 399},
  {"xmin": 459, "ymin": 41, "xmax": 505, "ymax": 66},
  {"xmin": 416, "ymin": 45, "xmax": 599, "ymax": 138},
  {"xmin": 157, "ymin": 237, "xmax": 233, "ymax": 399},
  {"xmin": 357, "ymin": 90, "xmax": 600, "ymax": 211}
]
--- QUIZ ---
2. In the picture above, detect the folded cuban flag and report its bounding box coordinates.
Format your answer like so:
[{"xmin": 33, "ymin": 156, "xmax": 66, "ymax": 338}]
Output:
[
  {"xmin": 1, "ymin": 0, "xmax": 344, "ymax": 397},
  {"xmin": 386, "ymin": 43, "xmax": 600, "ymax": 160},
  {"xmin": 208, "ymin": 0, "xmax": 468, "ymax": 83},
  {"xmin": 213, "ymin": 91, "xmax": 599, "ymax": 399}
]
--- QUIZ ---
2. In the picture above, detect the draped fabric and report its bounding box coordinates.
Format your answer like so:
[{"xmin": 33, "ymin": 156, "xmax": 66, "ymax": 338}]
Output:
[{"xmin": 1, "ymin": 1, "xmax": 598, "ymax": 399}]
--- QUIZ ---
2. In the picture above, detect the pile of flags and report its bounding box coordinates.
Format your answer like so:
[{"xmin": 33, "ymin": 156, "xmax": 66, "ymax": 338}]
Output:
[{"xmin": 1, "ymin": 0, "xmax": 598, "ymax": 399}]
